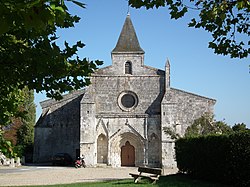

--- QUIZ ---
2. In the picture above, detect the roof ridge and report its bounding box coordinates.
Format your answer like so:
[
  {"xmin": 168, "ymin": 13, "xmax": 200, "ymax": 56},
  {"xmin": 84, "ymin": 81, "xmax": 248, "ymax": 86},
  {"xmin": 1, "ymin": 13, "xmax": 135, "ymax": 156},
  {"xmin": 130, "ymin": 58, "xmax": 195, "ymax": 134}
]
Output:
[{"xmin": 170, "ymin": 88, "xmax": 216, "ymax": 102}]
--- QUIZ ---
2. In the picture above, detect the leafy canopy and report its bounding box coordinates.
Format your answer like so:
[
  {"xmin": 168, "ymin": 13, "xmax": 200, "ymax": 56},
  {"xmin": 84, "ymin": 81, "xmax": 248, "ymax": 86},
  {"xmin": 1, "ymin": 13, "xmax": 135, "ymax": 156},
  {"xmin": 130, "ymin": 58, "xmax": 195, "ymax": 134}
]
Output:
[
  {"xmin": 185, "ymin": 113, "xmax": 233, "ymax": 137},
  {"xmin": 0, "ymin": 130, "xmax": 15, "ymax": 158},
  {"xmin": 16, "ymin": 88, "xmax": 36, "ymax": 157},
  {"xmin": 0, "ymin": 0, "xmax": 103, "ymax": 125},
  {"xmin": 232, "ymin": 123, "xmax": 249, "ymax": 132},
  {"xmin": 129, "ymin": 0, "xmax": 250, "ymax": 58}
]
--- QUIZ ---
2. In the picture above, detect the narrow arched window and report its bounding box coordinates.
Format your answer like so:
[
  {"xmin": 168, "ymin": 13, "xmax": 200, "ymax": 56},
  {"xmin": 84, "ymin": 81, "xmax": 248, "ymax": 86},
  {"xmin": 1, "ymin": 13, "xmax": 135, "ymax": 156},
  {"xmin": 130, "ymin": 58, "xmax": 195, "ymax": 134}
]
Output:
[{"xmin": 125, "ymin": 61, "xmax": 132, "ymax": 74}]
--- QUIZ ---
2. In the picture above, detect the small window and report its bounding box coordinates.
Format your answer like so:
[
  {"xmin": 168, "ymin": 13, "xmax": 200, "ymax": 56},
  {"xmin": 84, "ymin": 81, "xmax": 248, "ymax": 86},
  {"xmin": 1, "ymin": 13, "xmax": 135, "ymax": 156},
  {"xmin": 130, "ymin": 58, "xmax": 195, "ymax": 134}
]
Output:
[{"xmin": 125, "ymin": 61, "xmax": 132, "ymax": 74}]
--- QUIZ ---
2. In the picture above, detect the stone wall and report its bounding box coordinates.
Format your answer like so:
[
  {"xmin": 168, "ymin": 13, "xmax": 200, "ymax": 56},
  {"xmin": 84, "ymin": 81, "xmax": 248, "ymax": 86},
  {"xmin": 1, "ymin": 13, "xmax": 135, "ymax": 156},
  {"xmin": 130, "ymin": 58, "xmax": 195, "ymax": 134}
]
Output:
[
  {"xmin": 79, "ymin": 114, "xmax": 161, "ymax": 167},
  {"xmin": 79, "ymin": 53, "xmax": 165, "ymax": 167},
  {"xmin": 90, "ymin": 75, "xmax": 164, "ymax": 115},
  {"xmin": 161, "ymin": 88, "xmax": 216, "ymax": 168},
  {"xmin": 33, "ymin": 91, "xmax": 84, "ymax": 162}
]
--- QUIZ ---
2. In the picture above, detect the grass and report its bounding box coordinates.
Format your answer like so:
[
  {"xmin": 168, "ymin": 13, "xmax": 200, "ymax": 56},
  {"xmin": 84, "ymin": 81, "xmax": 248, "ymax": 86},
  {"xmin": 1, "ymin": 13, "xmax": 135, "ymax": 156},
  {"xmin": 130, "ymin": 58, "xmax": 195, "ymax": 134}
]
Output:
[{"xmin": 15, "ymin": 174, "xmax": 229, "ymax": 187}]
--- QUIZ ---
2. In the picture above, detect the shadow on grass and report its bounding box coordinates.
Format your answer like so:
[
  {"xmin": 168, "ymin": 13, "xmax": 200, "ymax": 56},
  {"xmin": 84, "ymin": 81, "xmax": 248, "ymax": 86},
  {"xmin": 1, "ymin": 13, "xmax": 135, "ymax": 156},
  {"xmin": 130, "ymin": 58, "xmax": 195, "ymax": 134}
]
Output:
[
  {"xmin": 102, "ymin": 174, "xmax": 230, "ymax": 187},
  {"xmin": 109, "ymin": 173, "xmax": 229, "ymax": 187},
  {"xmin": 14, "ymin": 174, "xmax": 230, "ymax": 187},
  {"xmin": 112, "ymin": 181, "xmax": 134, "ymax": 184},
  {"xmin": 157, "ymin": 173, "xmax": 230, "ymax": 187},
  {"xmin": 112, "ymin": 178, "xmax": 153, "ymax": 185}
]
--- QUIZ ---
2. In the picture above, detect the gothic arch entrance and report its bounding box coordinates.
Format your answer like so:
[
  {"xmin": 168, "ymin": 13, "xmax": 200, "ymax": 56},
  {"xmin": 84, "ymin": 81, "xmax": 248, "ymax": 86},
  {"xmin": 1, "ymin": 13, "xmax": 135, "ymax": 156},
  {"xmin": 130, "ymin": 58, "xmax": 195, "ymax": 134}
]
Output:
[
  {"xmin": 121, "ymin": 141, "xmax": 135, "ymax": 166},
  {"xmin": 97, "ymin": 134, "xmax": 108, "ymax": 164}
]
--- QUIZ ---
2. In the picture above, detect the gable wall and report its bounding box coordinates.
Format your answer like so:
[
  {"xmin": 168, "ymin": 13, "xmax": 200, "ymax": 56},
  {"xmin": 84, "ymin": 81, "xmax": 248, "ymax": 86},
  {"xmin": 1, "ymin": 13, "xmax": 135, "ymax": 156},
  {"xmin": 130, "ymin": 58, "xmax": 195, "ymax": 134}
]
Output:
[
  {"xmin": 92, "ymin": 75, "xmax": 165, "ymax": 115},
  {"xmin": 33, "ymin": 93, "xmax": 84, "ymax": 162},
  {"xmin": 162, "ymin": 88, "xmax": 215, "ymax": 137},
  {"xmin": 80, "ymin": 69, "xmax": 165, "ymax": 166},
  {"xmin": 161, "ymin": 88, "xmax": 216, "ymax": 168}
]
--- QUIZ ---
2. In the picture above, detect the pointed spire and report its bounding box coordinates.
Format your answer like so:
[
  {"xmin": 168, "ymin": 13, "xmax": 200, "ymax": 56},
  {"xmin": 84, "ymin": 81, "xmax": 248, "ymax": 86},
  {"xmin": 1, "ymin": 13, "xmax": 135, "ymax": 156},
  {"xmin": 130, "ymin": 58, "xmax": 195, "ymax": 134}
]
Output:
[
  {"xmin": 112, "ymin": 14, "xmax": 144, "ymax": 54},
  {"xmin": 166, "ymin": 58, "xmax": 170, "ymax": 68},
  {"xmin": 165, "ymin": 58, "xmax": 170, "ymax": 89},
  {"xmin": 127, "ymin": 3, "xmax": 130, "ymax": 15}
]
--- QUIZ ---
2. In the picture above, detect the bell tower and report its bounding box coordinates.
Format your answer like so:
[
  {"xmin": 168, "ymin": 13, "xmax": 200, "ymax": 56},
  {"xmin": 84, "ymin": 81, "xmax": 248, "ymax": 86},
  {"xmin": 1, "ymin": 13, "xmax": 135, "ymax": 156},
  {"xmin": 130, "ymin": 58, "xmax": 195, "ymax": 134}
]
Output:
[{"xmin": 111, "ymin": 14, "xmax": 145, "ymax": 75}]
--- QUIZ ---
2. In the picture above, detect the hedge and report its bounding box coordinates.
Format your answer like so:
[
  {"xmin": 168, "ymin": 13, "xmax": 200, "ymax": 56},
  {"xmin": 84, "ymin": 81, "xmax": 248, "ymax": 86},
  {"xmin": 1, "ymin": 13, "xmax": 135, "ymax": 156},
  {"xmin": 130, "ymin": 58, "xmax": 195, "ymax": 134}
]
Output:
[{"xmin": 175, "ymin": 131, "xmax": 250, "ymax": 186}]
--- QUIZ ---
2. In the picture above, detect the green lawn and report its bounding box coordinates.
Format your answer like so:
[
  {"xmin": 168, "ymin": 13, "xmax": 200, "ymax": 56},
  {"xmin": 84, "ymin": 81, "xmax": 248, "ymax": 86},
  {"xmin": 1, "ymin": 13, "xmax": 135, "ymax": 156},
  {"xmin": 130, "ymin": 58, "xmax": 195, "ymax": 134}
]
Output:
[{"xmin": 16, "ymin": 174, "xmax": 229, "ymax": 187}]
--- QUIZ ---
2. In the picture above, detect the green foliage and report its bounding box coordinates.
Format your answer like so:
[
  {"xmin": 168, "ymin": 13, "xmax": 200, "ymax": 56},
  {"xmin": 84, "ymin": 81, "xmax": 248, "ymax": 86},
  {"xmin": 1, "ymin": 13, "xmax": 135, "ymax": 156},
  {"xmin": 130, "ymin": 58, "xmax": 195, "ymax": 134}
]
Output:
[
  {"xmin": 0, "ymin": 88, "xmax": 27, "ymax": 126},
  {"xmin": 185, "ymin": 114, "xmax": 232, "ymax": 137},
  {"xmin": 163, "ymin": 126, "xmax": 180, "ymax": 140},
  {"xmin": 232, "ymin": 123, "xmax": 249, "ymax": 132},
  {"xmin": 175, "ymin": 135, "xmax": 230, "ymax": 183},
  {"xmin": 129, "ymin": 0, "xmax": 250, "ymax": 59},
  {"xmin": 0, "ymin": 87, "xmax": 35, "ymax": 158},
  {"xmin": 175, "ymin": 131, "xmax": 250, "ymax": 186},
  {"xmin": 214, "ymin": 120, "xmax": 233, "ymax": 134},
  {"xmin": 229, "ymin": 131, "xmax": 250, "ymax": 186},
  {"xmin": 0, "ymin": 130, "xmax": 16, "ymax": 158},
  {"xmin": 9, "ymin": 177, "xmax": 228, "ymax": 187},
  {"xmin": 16, "ymin": 87, "xmax": 36, "ymax": 157},
  {"xmin": 0, "ymin": 0, "xmax": 103, "ymax": 126}
]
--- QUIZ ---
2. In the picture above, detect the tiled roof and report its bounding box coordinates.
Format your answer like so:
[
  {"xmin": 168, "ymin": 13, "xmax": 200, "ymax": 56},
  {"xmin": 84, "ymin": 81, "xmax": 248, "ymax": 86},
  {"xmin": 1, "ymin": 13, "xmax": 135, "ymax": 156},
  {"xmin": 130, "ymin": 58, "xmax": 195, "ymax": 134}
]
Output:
[{"xmin": 112, "ymin": 14, "xmax": 144, "ymax": 54}]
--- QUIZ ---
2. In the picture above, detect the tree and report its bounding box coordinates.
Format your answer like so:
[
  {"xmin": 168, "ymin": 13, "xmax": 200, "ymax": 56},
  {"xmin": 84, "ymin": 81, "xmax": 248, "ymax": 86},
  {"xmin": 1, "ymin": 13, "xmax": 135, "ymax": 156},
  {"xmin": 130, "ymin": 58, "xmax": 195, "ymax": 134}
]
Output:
[
  {"xmin": 0, "ymin": 0, "xmax": 103, "ymax": 126},
  {"xmin": 2, "ymin": 118, "xmax": 22, "ymax": 146},
  {"xmin": 0, "ymin": 129, "xmax": 15, "ymax": 158},
  {"xmin": 1, "ymin": 87, "xmax": 36, "ymax": 158},
  {"xmin": 232, "ymin": 123, "xmax": 249, "ymax": 132},
  {"xmin": 185, "ymin": 113, "xmax": 232, "ymax": 137},
  {"xmin": 129, "ymin": 0, "xmax": 250, "ymax": 59},
  {"xmin": 163, "ymin": 126, "xmax": 180, "ymax": 140},
  {"xmin": 16, "ymin": 88, "xmax": 36, "ymax": 158}
]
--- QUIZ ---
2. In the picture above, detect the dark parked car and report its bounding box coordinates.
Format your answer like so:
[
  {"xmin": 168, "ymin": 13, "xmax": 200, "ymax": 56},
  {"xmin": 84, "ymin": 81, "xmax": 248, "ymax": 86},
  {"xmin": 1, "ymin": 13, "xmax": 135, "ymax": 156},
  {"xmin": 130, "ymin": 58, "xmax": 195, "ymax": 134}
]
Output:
[{"xmin": 51, "ymin": 153, "xmax": 73, "ymax": 166}]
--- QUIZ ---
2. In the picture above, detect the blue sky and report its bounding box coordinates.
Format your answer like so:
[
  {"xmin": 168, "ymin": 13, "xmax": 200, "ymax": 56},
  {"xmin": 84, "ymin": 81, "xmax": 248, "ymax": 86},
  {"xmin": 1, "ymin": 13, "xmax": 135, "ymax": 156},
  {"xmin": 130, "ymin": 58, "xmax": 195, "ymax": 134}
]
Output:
[{"xmin": 35, "ymin": 0, "xmax": 250, "ymax": 127}]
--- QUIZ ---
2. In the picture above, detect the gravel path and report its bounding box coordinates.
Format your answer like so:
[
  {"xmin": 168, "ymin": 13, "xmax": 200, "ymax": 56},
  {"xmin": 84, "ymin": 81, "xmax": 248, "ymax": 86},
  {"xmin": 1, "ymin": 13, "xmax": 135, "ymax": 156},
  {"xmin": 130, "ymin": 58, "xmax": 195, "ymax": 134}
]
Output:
[{"xmin": 0, "ymin": 166, "xmax": 177, "ymax": 186}]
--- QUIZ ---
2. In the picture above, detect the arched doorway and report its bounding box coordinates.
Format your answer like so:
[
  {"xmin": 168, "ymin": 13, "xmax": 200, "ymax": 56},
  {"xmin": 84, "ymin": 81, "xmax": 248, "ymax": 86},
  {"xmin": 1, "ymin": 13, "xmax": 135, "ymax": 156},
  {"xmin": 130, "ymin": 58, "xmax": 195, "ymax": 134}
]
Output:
[
  {"xmin": 121, "ymin": 141, "xmax": 135, "ymax": 166},
  {"xmin": 97, "ymin": 134, "xmax": 108, "ymax": 164}
]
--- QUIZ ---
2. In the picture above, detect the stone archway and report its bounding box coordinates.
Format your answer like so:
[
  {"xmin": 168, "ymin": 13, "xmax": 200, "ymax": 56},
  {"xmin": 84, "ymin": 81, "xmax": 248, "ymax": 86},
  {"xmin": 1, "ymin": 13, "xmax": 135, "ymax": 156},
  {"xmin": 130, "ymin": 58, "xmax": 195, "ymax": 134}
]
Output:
[
  {"xmin": 109, "ymin": 132, "xmax": 145, "ymax": 167},
  {"xmin": 121, "ymin": 141, "xmax": 135, "ymax": 166},
  {"xmin": 97, "ymin": 134, "xmax": 108, "ymax": 164}
]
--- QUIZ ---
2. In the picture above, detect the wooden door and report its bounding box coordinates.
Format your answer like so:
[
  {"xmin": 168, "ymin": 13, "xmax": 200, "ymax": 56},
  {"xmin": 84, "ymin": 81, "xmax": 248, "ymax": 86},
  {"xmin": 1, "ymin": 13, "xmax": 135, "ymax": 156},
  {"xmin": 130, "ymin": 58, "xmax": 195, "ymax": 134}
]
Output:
[{"xmin": 121, "ymin": 141, "xmax": 135, "ymax": 166}]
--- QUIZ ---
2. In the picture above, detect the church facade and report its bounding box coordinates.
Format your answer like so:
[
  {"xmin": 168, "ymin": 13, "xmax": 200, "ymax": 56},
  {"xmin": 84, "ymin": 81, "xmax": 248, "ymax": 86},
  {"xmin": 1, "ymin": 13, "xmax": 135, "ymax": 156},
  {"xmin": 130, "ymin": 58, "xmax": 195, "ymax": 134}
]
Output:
[{"xmin": 33, "ymin": 15, "xmax": 216, "ymax": 168}]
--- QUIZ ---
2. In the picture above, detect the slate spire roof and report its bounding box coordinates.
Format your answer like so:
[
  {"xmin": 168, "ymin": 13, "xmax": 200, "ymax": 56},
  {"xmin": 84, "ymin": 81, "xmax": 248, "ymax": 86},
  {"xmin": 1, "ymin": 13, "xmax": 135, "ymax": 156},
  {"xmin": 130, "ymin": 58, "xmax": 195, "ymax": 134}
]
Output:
[{"xmin": 112, "ymin": 14, "xmax": 144, "ymax": 54}]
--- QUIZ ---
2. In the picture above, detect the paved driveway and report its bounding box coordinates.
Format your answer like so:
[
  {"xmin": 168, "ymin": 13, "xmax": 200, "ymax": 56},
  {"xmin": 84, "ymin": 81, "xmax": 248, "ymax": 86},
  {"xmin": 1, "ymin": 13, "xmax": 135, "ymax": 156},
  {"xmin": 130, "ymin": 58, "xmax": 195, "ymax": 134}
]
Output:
[
  {"xmin": 0, "ymin": 166, "xmax": 136, "ymax": 186},
  {"xmin": 0, "ymin": 166, "xmax": 177, "ymax": 186}
]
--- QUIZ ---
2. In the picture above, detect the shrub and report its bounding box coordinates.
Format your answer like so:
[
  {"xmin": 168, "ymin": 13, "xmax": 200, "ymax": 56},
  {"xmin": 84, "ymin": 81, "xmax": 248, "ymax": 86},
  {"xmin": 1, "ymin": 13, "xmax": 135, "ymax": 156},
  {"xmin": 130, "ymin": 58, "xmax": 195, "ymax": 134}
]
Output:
[
  {"xmin": 228, "ymin": 132, "xmax": 250, "ymax": 186},
  {"xmin": 175, "ymin": 131, "xmax": 250, "ymax": 186}
]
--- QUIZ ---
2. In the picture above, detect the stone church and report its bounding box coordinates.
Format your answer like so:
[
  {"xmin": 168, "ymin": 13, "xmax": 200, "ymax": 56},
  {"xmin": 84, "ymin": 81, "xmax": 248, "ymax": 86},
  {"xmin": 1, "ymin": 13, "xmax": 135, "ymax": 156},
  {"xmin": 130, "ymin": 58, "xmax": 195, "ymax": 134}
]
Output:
[{"xmin": 33, "ymin": 14, "xmax": 216, "ymax": 168}]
